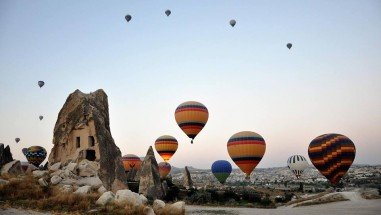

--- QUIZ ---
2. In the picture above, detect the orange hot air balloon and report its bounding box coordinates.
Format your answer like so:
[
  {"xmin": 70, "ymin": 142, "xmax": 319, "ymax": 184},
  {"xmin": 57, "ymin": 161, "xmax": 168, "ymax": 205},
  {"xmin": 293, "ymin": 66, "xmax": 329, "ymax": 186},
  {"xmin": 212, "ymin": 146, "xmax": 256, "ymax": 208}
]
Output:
[
  {"xmin": 121, "ymin": 154, "xmax": 142, "ymax": 172},
  {"xmin": 227, "ymin": 131, "xmax": 266, "ymax": 180},
  {"xmin": 308, "ymin": 133, "xmax": 356, "ymax": 185},
  {"xmin": 159, "ymin": 162, "xmax": 171, "ymax": 179},
  {"xmin": 155, "ymin": 135, "xmax": 178, "ymax": 162},
  {"xmin": 175, "ymin": 101, "xmax": 209, "ymax": 144}
]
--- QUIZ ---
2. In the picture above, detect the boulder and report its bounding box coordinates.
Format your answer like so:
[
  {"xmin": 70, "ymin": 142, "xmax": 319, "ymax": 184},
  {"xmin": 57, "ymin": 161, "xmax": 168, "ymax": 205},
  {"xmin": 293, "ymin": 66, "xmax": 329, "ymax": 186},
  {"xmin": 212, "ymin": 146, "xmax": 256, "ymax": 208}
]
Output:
[
  {"xmin": 38, "ymin": 178, "xmax": 48, "ymax": 187},
  {"xmin": 139, "ymin": 194, "xmax": 148, "ymax": 205},
  {"xmin": 0, "ymin": 144, "xmax": 13, "ymax": 169},
  {"xmin": 115, "ymin": 189, "xmax": 143, "ymax": 206},
  {"xmin": 50, "ymin": 169, "xmax": 64, "ymax": 177},
  {"xmin": 96, "ymin": 191, "xmax": 115, "ymax": 205},
  {"xmin": 1, "ymin": 160, "xmax": 23, "ymax": 177},
  {"xmin": 0, "ymin": 178, "xmax": 9, "ymax": 185},
  {"xmin": 32, "ymin": 170, "xmax": 49, "ymax": 178},
  {"xmin": 183, "ymin": 166, "xmax": 193, "ymax": 189},
  {"xmin": 65, "ymin": 162, "xmax": 78, "ymax": 173},
  {"xmin": 77, "ymin": 159, "xmax": 98, "ymax": 177},
  {"xmin": 144, "ymin": 207, "xmax": 155, "ymax": 215},
  {"xmin": 76, "ymin": 176, "xmax": 103, "ymax": 189},
  {"xmin": 49, "ymin": 162, "xmax": 61, "ymax": 172},
  {"xmin": 60, "ymin": 178, "xmax": 77, "ymax": 185},
  {"xmin": 47, "ymin": 89, "xmax": 127, "ymax": 191},
  {"xmin": 98, "ymin": 186, "xmax": 107, "ymax": 194},
  {"xmin": 62, "ymin": 168, "xmax": 79, "ymax": 179},
  {"xmin": 25, "ymin": 164, "xmax": 38, "ymax": 174},
  {"xmin": 60, "ymin": 185, "xmax": 73, "ymax": 193},
  {"xmin": 167, "ymin": 201, "xmax": 185, "ymax": 215},
  {"xmin": 74, "ymin": 185, "xmax": 92, "ymax": 194},
  {"xmin": 138, "ymin": 146, "xmax": 163, "ymax": 200},
  {"xmin": 50, "ymin": 175, "xmax": 62, "ymax": 185},
  {"xmin": 153, "ymin": 199, "xmax": 165, "ymax": 214}
]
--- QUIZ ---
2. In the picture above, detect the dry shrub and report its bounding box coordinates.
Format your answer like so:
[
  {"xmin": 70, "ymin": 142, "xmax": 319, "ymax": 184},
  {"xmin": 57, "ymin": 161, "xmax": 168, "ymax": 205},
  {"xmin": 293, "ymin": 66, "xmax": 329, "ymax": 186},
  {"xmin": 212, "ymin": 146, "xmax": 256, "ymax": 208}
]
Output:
[{"xmin": 0, "ymin": 176, "xmax": 52, "ymax": 201}]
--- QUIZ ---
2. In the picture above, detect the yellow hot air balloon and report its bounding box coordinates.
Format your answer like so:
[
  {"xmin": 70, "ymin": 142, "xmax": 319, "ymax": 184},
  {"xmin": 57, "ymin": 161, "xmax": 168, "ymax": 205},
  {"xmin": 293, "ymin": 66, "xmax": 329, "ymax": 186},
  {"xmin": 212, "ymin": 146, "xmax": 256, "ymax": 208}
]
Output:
[
  {"xmin": 227, "ymin": 131, "xmax": 266, "ymax": 180},
  {"xmin": 155, "ymin": 135, "xmax": 178, "ymax": 162},
  {"xmin": 175, "ymin": 101, "xmax": 208, "ymax": 144}
]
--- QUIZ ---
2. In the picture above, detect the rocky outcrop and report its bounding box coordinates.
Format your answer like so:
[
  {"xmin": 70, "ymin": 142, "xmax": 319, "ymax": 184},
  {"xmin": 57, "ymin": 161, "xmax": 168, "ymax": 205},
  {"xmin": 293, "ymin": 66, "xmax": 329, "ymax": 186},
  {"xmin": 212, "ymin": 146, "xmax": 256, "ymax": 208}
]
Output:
[
  {"xmin": 96, "ymin": 191, "xmax": 115, "ymax": 205},
  {"xmin": 183, "ymin": 166, "xmax": 193, "ymax": 189},
  {"xmin": 48, "ymin": 89, "xmax": 127, "ymax": 191},
  {"xmin": 0, "ymin": 144, "xmax": 13, "ymax": 169},
  {"xmin": 138, "ymin": 146, "xmax": 163, "ymax": 200},
  {"xmin": 1, "ymin": 160, "xmax": 23, "ymax": 177}
]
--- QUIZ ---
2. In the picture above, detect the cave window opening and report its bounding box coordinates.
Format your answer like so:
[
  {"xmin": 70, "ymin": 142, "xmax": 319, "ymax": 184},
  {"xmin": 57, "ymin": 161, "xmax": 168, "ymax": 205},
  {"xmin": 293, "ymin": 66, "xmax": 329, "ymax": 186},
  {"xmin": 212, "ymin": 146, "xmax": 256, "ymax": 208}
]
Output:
[
  {"xmin": 76, "ymin": 137, "xmax": 80, "ymax": 148},
  {"xmin": 86, "ymin": 150, "xmax": 96, "ymax": 161},
  {"xmin": 88, "ymin": 136, "xmax": 95, "ymax": 147}
]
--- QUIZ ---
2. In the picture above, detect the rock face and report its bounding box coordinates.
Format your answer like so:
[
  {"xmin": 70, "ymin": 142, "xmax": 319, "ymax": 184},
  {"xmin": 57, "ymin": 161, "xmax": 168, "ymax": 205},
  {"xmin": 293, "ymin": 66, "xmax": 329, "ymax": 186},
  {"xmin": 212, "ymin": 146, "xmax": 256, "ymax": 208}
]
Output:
[
  {"xmin": 1, "ymin": 160, "xmax": 23, "ymax": 177},
  {"xmin": 183, "ymin": 166, "xmax": 193, "ymax": 189},
  {"xmin": 48, "ymin": 89, "xmax": 127, "ymax": 191},
  {"xmin": 0, "ymin": 144, "xmax": 13, "ymax": 169},
  {"xmin": 138, "ymin": 146, "xmax": 163, "ymax": 200}
]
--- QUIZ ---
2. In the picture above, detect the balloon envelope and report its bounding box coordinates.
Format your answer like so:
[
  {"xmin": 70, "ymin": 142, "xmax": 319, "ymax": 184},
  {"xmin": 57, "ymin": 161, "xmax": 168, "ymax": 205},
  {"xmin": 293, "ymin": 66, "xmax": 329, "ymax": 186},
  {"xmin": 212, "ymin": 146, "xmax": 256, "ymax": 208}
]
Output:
[
  {"xmin": 155, "ymin": 135, "xmax": 178, "ymax": 162},
  {"xmin": 227, "ymin": 131, "xmax": 266, "ymax": 179},
  {"xmin": 175, "ymin": 101, "xmax": 208, "ymax": 144},
  {"xmin": 125, "ymin": 15, "xmax": 132, "ymax": 22},
  {"xmin": 23, "ymin": 146, "xmax": 47, "ymax": 167},
  {"xmin": 287, "ymin": 43, "xmax": 292, "ymax": 49},
  {"xmin": 287, "ymin": 155, "xmax": 308, "ymax": 179},
  {"xmin": 158, "ymin": 162, "xmax": 171, "ymax": 179},
  {"xmin": 39, "ymin": 115, "xmax": 43, "ymax": 120},
  {"xmin": 15, "ymin": 138, "xmax": 20, "ymax": 143},
  {"xmin": 165, "ymin": 10, "xmax": 171, "ymax": 16},
  {"xmin": 211, "ymin": 160, "xmax": 232, "ymax": 184},
  {"xmin": 229, "ymin": 19, "xmax": 236, "ymax": 27},
  {"xmin": 308, "ymin": 133, "xmax": 356, "ymax": 185},
  {"xmin": 121, "ymin": 154, "xmax": 142, "ymax": 172},
  {"xmin": 38, "ymin": 81, "xmax": 44, "ymax": 88}
]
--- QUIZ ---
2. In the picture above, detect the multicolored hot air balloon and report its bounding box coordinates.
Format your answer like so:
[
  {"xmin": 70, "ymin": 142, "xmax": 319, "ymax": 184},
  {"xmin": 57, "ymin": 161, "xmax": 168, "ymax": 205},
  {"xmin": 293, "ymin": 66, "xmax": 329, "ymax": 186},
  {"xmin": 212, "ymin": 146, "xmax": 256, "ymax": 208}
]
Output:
[
  {"xmin": 287, "ymin": 155, "xmax": 308, "ymax": 179},
  {"xmin": 15, "ymin": 138, "xmax": 20, "ymax": 143},
  {"xmin": 155, "ymin": 135, "xmax": 178, "ymax": 162},
  {"xmin": 227, "ymin": 131, "xmax": 266, "ymax": 180},
  {"xmin": 175, "ymin": 101, "xmax": 208, "ymax": 144},
  {"xmin": 211, "ymin": 160, "xmax": 232, "ymax": 184},
  {"xmin": 158, "ymin": 162, "xmax": 171, "ymax": 179},
  {"xmin": 308, "ymin": 133, "xmax": 356, "ymax": 185},
  {"xmin": 121, "ymin": 154, "xmax": 142, "ymax": 172},
  {"xmin": 23, "ymin": 146, "xmax": 47, "ymax": 167}
]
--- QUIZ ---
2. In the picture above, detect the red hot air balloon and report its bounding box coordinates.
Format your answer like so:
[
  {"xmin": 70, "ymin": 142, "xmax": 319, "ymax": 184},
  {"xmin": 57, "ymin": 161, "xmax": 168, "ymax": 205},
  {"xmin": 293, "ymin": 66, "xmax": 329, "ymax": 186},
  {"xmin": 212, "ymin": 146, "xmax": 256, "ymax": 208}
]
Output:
[{"xmin": 158, "ymin": 162, "xmax": 171, "ymax": 179}]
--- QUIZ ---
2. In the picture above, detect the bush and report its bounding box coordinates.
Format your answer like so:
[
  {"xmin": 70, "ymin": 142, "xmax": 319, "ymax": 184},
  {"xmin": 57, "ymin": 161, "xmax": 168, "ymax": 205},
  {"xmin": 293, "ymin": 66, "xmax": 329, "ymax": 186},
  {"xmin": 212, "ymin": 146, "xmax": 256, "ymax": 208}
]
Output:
[{"xmin": 241, "ymin": 189, "xmax": 261, "ymax": 203}]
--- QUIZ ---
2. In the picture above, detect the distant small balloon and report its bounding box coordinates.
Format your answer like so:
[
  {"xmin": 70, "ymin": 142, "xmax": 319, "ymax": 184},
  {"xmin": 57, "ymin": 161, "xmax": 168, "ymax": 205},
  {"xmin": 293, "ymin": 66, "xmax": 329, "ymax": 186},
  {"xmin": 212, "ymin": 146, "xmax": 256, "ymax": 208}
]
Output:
[
  {"xmin": 39, "ymin": 115, "xmax": 43, "ymax": 121},
  {"xmin": 287, "ymin": 43, "xmax": 292, "ymax": 49},
  {"xmin": 125, "ymin": 14, "xmax": 132, "ymax": 22},
  {"xmin": 15, "ymin": 138, "xmax": 20, "ymax": 143},
  {"xmin": 229, "ymin": 19, "xmax": 236, "ymax": 27},
  {"xmin": 38, "ymin": 81, "xmax": 44, "ymax": 88},
  {"xmin": 165, "ymin": 10, "xmax": 171, "ymax": 16}
]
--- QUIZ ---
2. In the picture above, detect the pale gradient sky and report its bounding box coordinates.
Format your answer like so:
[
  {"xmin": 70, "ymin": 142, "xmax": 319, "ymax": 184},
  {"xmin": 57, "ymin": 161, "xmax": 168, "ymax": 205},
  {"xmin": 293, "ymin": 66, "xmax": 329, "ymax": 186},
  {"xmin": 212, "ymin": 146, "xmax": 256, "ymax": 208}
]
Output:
[{"xmin": 1, "ymin": 0, "xmax": 380, "ymax": 169}]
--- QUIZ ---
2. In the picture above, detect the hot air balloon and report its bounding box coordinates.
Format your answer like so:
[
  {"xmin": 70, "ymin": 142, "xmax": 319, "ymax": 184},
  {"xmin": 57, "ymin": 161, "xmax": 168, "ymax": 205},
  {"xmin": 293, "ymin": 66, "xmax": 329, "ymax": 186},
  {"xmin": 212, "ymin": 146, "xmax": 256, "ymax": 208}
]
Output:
[
  {"xmin": 229, "ymin": 19, "xmax": 236, "ymax": 27},
  {"xmin": 155, "ymin": 135, "xmax": 178, "ymax": 162},
  {"xmin": 15, "ymin": 138, "xmax": 20, "ymax": 143},
  {"xmin": 287, "ymin": 43, "xmax": 292, "ymax": 49},
  {"xmin": 23, "ymin": 146, "xmax": 47, "ymax": 167},
  {"xmin": 121, "ymin": 154, "xmax": 142, "ymax": 172},
  {"xmin": 38, "ymin": 81, "xmax": 44, "ymax": 88},
  {"xmin": 158, "ymin": 162, "xmax": 171, "ymax": 179},
  {"xmin": 165, "ymin": 10, "xmax": 171, "ymax": 16},
  {"xmin": 39, "ymin": 115, "xmax": 43, "ymax": 121},
  {"xmin": 175, "ymin": 101, "xmax": 208, "ymax": 144},
  {"xmin": 287, "ymin": 155, "xmax": 308, "ymax": 179},
  {"xmin": 211, "ymin": 160, "xmax": 232, "ymax": 184},
  {"xmin": 227, "ymin": 131, "xmax": 266, "ymax": 180},
  {"xmin": 308, "ymin": 133, "xmax": 356, "ymax": 185},
  {"xmin": 125, "ymin": 14, "xmax": 132, "ymax": 22}
]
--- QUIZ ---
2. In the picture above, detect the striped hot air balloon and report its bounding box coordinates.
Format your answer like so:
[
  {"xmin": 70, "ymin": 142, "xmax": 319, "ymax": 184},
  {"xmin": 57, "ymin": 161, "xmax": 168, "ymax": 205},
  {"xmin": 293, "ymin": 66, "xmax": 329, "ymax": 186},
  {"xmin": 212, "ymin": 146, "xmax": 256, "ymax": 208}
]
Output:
[
  {"xmin": 227, "ymin": 131, "xmax": 266, "ymax": 180},
  {"xmin": 287, "ymin": 155, "xmax": 308, "ymax": 179},
  {"xmin": 158, "ymin": 162, "xmax": 171, "ymax": 179},
  {"xmin": 211, "ymin": 160, "xmax": 232, "ymax": 184},
  {"xmin": 121, "ymin": 154, "xmax": 142, "ymax": 172},
  {"xmin": 175, "ymin": 101, "xmax": 208, "ymax": 144},
  {"xmin": 308, "ymin": 133, "xmax": 356, "ymax": 185},
  {"xmin": 155, "ymin": 135, "xmax": 178, "ymax": 162},
  {"xmin": 23, "ymin": 146, "xmax": 47, "ymax": 167}
]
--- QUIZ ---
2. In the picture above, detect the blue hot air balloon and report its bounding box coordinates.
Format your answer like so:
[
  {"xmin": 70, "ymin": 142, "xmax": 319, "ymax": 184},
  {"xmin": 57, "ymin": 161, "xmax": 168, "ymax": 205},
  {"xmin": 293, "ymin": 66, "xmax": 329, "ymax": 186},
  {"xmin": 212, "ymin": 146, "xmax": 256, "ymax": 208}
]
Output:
[{"xmin": 211, "ymin": 160, "xmax": 232, "ymax": 184}]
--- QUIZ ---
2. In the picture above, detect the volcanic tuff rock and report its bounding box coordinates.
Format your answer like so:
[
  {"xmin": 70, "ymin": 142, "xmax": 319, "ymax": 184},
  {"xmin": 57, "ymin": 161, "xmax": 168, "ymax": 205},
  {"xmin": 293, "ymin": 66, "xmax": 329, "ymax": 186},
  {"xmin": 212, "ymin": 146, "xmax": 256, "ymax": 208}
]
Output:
[
  {"xmin": 0, "ymin": 160, "xmax": 23, "ymax": 177},
  {"xmin": 138, "ymin": 146, "xmax": 164, "ymax": 200},
  {"xmin": 48, "ymin": 89, "xmax": 127, "ymax": 191},
  {"xmin": 0, "ymin": 143, "xmax": 13, "ymax": 169},
  {"xmin": 183, "ymin": 166, "xmax": 193, "ymax": 189}
]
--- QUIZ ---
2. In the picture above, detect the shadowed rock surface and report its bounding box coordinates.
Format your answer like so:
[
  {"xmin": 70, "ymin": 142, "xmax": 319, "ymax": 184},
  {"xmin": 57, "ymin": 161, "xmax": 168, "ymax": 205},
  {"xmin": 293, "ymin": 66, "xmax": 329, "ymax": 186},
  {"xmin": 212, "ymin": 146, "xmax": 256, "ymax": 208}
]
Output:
[
  {"xmin": 47, "ymin": 89, "xmax": 127, "ymax": 191},
  {"xmin": 0, "ymin": 144, "xmax": 13, "ymax": 169},
  {"xmin": 138, "ymin": 146, "xmax": 163, "ymax": 200},
  {"xmin": 183, "ymin": 166, "xmax": 193, "ymax": 189}
]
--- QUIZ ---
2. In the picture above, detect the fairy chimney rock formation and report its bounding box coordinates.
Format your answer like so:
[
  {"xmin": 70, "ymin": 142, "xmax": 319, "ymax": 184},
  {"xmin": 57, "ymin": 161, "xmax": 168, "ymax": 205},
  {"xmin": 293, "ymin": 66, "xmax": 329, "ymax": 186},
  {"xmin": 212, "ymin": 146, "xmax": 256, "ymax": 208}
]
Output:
[
  {"xmin": 0, "ymin": 144, "xmax": 14, "ymax": 169},
  {"xmin": 138, "ymin": 146, "xmax": 164, "ymax": 200},
  {"xmin": 48, "ymin": 89, "xmax": 127, "ymax": 191},
  {"xmin": 183, "ymin": 166, "xmax": 193, "ymax": 189}
]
